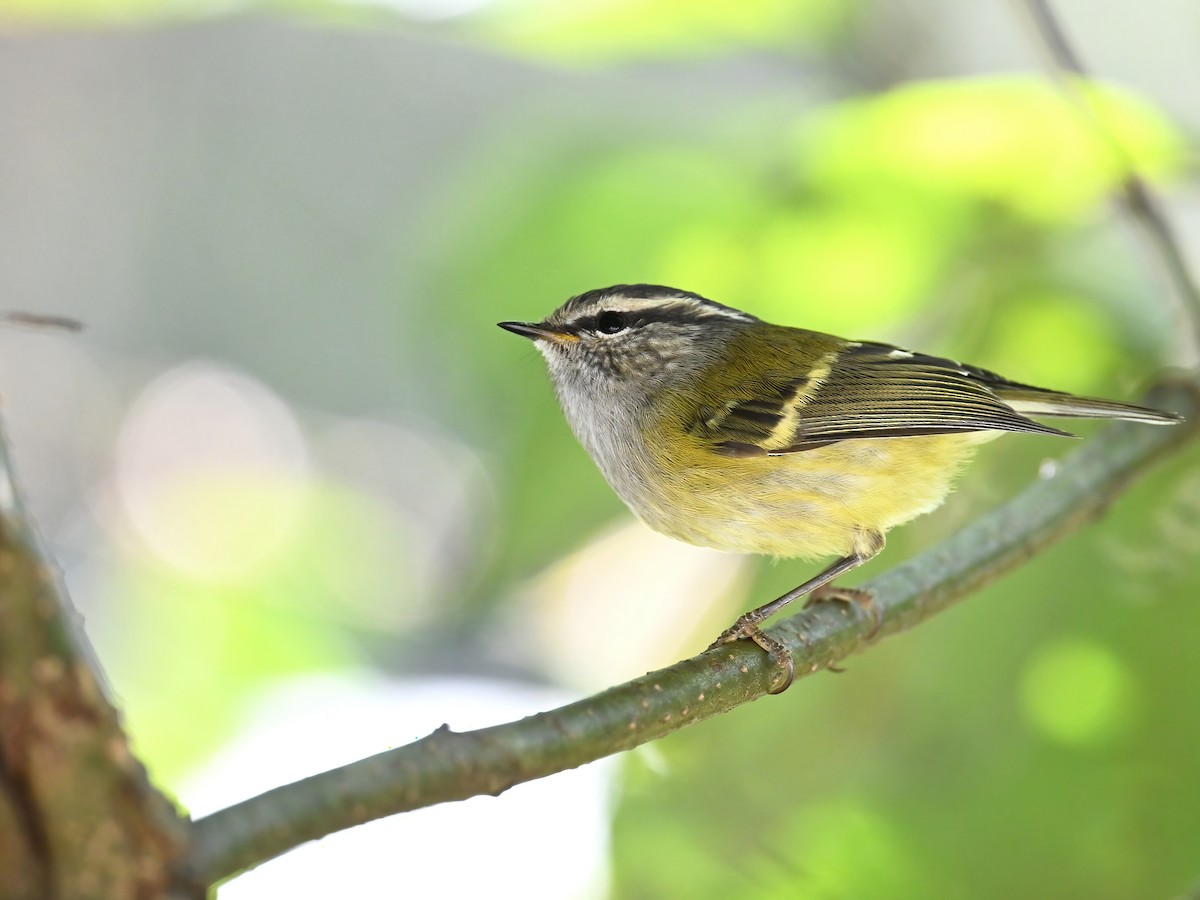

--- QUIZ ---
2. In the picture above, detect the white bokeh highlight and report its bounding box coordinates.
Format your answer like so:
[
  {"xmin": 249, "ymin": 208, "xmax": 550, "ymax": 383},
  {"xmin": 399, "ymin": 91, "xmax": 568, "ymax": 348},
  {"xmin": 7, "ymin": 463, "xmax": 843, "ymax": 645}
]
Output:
[
  {"xmin": 181, "ymin": 674, "xmax": 613, "ymax": 900},
  {"xmin": 524, "ymin": 520, "xmax": 751, "ymax": 689},
  {"xmin": 113, "ymin": 361, "xmax": 311, "ymax": 582}
]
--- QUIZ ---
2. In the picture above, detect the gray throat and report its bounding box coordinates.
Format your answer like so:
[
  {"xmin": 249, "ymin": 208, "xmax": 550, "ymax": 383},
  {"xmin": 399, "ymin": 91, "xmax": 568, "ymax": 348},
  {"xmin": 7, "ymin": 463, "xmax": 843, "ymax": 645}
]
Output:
[{"xmin": 550, "ymin": 367, "xmax": 659, "ymax": 511}]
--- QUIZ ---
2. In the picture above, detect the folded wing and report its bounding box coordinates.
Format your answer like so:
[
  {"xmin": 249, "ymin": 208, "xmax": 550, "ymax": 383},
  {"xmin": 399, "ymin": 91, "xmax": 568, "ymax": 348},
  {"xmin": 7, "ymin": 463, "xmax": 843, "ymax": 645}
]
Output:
[{"xmin": 697, "ymin": 339, "xmax": 1179, "ymax": 458}]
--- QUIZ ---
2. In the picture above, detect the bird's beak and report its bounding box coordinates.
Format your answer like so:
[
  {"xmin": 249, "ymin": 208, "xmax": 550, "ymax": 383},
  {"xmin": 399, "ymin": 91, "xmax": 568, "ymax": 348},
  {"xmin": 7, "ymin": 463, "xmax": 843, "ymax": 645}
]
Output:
[{"xmin": 497, "ymin": 321, "xmax": 578, "ymax": 343}]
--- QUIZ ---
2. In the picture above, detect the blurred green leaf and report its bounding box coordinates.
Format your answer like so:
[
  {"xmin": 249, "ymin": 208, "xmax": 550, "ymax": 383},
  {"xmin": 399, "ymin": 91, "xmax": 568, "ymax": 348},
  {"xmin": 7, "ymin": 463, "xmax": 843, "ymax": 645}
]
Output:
[
  {"xmin": 803, "ymin": 76, "xmax": 1184, "ymax": 223},
  {"xmin": 770, "ymin": 800, "xmax": 944, "ymax": 898},
  {"xmin": 1019, "ymin": 638, "xmax": 1136, "ymax": 746},
  {"xmin": 747, "ymin": 192, "xmax": 969, "ymax": 334},
  {"xmin": 983, "ymin": 289, "xmax": 1122, "ymax": 391},
  {"xmin": 474, "ymin": 0, "xmax": 860, "ymax": 62},
  {"xmin": 107, "ymin": 568, "xmax": 356, "ymax": 788}
]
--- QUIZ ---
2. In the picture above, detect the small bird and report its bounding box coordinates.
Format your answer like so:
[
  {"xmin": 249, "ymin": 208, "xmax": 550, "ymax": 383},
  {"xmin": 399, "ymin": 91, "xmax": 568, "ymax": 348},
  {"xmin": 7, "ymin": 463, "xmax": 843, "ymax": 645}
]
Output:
[{"xmin": 499, "ymin": 285, "xmax": 1181, "ymax": 692}]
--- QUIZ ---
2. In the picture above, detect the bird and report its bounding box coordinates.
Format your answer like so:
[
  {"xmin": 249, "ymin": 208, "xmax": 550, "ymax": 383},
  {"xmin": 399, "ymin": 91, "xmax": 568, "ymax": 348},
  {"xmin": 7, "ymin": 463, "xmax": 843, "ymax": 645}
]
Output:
[{"xmin": 498, "ymin": 284, "xmax": 1182, "ymax": 692}]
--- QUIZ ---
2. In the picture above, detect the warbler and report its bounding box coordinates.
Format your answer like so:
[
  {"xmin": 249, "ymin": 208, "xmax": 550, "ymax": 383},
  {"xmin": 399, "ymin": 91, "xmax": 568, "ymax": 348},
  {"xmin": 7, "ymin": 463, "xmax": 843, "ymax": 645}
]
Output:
[{"xmin": 499, "ymin": 284, "xmax": 1181, "ymax": 692}]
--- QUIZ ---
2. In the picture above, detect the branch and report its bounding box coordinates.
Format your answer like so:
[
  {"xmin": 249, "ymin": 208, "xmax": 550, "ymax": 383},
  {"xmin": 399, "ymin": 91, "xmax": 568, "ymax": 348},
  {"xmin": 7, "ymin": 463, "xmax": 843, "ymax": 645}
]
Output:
[
  {"xmin": 185, "ymin": 377, "xmax": 1200, "ymax": 886},
  {"xmin": 1015, "ymin": 0, "xmax": 1200, "ymax": 363},
  {"xmin": 0, "ymin": 414, "xmax": 194, "ymax": 897}
]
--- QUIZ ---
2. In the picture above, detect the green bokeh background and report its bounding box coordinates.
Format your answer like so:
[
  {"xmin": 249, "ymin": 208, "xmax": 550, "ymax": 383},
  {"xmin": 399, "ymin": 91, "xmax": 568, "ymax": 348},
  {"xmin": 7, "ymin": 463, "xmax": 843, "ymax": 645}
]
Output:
[{"xmin": 2, "ymin": 0, "xmax": 1198, "ymax": 896}]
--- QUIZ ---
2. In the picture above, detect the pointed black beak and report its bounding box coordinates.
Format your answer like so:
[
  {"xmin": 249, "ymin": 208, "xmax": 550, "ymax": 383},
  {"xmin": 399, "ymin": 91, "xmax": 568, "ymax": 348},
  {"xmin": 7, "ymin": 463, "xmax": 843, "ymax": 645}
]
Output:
[{"xmin": 497, "ymin": 321, "xmax": 577, "ymax": 342}]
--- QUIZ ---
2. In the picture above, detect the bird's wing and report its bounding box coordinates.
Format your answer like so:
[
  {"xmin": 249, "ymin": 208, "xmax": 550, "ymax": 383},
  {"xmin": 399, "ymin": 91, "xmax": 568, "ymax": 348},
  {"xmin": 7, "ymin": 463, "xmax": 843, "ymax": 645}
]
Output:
[{"xmin": 695, "ymin": 339, "xmax": 1073, "ymax": 458}]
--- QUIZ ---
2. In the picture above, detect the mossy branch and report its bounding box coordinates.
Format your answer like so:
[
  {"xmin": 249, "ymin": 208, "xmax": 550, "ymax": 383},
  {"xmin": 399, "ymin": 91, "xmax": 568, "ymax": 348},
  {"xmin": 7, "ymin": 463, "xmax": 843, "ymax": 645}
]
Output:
[
  {"xmin": 0, "ymin": 416, "xmax": 194, "ymax": 898},
  {"xmin": 185, "ymin": 377, "xmax": 1200, "ymax": 887}
]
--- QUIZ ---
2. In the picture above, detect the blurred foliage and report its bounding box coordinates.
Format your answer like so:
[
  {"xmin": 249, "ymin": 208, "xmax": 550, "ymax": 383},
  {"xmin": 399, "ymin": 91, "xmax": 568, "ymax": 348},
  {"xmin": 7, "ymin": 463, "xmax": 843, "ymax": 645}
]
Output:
[
  {"xmin": 472, "ymin": 0, "xmax": 861, "ymax": 61},
  {"xmin": 805, "ymin": 78, "xmax": 1182, "ymax": 222}
]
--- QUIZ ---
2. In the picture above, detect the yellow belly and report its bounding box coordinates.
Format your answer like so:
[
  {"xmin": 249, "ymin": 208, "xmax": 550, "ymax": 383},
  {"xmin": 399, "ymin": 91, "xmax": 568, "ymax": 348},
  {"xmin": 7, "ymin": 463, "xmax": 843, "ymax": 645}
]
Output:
[{"xmin": 635, "ymin": 431, "xmax": 997, "ymax": 559}]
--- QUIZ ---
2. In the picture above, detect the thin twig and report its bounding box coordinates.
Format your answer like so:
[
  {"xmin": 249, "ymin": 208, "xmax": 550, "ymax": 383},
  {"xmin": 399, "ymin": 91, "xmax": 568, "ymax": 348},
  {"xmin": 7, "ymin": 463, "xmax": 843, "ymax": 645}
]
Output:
[
  {"xmin": 1015, "ymin": 0, "xmax": 1200, "ymax": 364},
  {"xmin": 0, "ymin": 311, "xmax": 83, "ymax": 332},
  {"xmin": 185, "ymin": 378, "xmax": 1200, "ymax": 886}
]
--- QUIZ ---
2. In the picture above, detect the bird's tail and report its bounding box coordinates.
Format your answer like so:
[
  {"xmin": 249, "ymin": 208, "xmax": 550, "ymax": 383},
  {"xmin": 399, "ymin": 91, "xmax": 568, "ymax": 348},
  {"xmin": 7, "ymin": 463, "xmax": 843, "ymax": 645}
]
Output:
[{"xmin": 998, "ymin": 386, "xmax": 1183, "ymax": 425}]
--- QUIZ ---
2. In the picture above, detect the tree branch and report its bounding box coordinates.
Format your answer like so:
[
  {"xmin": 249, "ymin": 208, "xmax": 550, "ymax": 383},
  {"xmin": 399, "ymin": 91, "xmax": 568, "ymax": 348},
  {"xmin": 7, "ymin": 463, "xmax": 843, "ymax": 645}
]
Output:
[
  {"xmin": 185, "ymin": 377, "xmax": 1200, "ymax": 887},
  {"xmin": 1015, "ymin": 0, "xmax": 1200, "ymax": 363},
  {"xmin": 0, "ymin": 416, "xmax": 194, "ymax": 897}
]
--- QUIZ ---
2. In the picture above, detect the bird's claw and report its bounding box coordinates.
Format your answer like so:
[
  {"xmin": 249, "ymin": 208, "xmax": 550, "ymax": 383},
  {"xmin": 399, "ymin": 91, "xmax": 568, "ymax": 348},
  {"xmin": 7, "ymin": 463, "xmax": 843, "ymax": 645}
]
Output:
[
  {"xmin": 806, "ymin": 585, "xmax": 882, "ymax": 638},
  {"xmin": 708, "ymin": 617, "xmax": 795, "ymax": 694}
]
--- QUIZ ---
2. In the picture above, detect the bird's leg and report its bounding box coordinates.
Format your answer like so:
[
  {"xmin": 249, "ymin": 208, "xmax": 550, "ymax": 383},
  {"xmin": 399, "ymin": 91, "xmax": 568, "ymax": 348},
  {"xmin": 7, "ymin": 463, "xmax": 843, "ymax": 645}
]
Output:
[
  {"xmin": 708, "ymin": 555, "xmax": 862, "ymax": 694},
  {"xmin": 708, "ymin": 530, "xmax": 884, "ymax": 694}
]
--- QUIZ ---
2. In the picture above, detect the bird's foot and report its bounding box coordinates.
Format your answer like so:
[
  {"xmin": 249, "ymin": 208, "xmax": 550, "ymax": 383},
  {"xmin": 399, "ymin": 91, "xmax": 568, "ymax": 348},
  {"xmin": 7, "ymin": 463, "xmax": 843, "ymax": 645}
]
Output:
[
  {"xmin": 708, "ymin": 615, "xmax": 795, "ymax": 694},
  {"xmin": 806, "ymin": 585, "xmax": 882, "ymax": 638}
]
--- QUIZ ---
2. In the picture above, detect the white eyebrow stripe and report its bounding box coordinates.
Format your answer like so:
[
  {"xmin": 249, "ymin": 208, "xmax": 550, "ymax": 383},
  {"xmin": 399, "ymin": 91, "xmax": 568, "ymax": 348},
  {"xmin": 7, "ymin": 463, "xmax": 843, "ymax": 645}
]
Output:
[
  {"xmin": 586, "ymin": 297, "xmax": 755, "ymax": 323},
  {"xmin": 649, "ymin": 298, "xmax": 755, "ymax": 321},
  {"xmin": 551, "ymin": 286, "xmax": 761, "ymax": 329}
]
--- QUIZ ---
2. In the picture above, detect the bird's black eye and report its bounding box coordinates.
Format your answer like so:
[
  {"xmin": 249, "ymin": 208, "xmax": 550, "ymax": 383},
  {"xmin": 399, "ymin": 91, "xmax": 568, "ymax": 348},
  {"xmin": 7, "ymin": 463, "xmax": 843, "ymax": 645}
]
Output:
[{"xmin": 596, "ymin": 311, "xmax": 627, "ymax": 334}]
